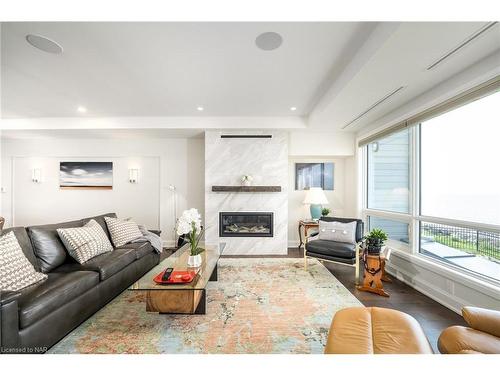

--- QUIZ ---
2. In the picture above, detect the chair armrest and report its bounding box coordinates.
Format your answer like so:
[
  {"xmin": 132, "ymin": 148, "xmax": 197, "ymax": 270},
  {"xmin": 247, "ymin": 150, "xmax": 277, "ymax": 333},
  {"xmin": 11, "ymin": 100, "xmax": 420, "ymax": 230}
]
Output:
[
  {"xmin": 462, "ymin": 306, "xmax": 500, "ymax": 338},
  {"xmin": 306, "ymin": 231, "xmax": 319, "ymax": 243},
  {"xmin": 0, "ymin": 291, "xmax": 21, "ymax": 306}
]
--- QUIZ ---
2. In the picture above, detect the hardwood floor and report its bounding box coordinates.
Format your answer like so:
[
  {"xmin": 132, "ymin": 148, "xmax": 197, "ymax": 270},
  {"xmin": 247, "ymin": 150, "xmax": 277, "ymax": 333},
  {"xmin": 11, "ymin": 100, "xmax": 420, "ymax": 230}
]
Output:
[{"xmin": 167, "ymin": 246, "xmax": 466, "ymax": 353}]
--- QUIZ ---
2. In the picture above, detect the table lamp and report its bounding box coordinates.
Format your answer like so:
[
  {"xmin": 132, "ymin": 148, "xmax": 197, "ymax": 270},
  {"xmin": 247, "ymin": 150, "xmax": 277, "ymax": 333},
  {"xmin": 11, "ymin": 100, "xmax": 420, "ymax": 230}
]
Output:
[{"xmin": 303, "ymin": 187, "xmax": 329, "ymax": 220}]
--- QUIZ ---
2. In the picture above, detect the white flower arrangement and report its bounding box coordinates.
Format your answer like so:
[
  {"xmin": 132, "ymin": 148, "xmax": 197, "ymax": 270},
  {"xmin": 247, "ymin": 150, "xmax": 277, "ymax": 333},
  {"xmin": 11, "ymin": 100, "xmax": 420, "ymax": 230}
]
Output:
[{"xmin": 176, "ymin": 208, "xmax": 204, "ymax": 256}]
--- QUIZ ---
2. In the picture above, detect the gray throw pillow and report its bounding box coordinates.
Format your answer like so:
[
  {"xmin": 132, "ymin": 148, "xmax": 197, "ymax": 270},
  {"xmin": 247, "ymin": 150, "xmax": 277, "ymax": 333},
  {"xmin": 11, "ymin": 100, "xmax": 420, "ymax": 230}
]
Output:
[
  {"xmin": 57, "ymin": 219, "xmax": 113, "ymax": 264},
  {"xmin": 0, "ymin": 231, "xmax": 47, "ymax": 291},
  {"xmin": 318, "ymin": 220, "xmax": 357, "ymax": 244}
]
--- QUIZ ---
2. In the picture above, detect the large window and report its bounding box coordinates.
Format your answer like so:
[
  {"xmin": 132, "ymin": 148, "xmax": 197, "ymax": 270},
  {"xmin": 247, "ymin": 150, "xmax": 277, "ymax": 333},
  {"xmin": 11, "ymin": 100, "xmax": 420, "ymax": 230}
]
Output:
[
  {"xmin": 368, "ymin": 216, "xmax": 409, "ymax": 245},
  {"xmin": 418, "ymin": 91, "xmax": 500, "ymax": 282},
  {"xmin": 420, "ymin": 91, "xmax": 500, "ymax": 225},
  {"xmin": 367, "ymin": 129, "xmax": 410, "ymax": 213},
  {"xmin": 363, "ymin": 84, "xmax": 500, "ymax": 284}
]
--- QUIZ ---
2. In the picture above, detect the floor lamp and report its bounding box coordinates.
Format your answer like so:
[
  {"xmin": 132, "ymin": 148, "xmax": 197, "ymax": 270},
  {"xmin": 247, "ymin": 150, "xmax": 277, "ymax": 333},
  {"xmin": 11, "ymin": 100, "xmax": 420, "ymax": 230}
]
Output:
[{"xmin": 168, "ymin": 185, "xmax": 177, "ymax": 246}]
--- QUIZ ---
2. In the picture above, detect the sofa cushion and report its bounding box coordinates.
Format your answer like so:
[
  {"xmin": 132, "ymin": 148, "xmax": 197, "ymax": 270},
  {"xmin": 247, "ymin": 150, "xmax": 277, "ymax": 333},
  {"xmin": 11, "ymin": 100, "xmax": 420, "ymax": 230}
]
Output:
[
  {"xmin": 57, "ymin": 219, "xmax": 113, "ymax": 264},
  {"xmin": 0, "ymin": 231, "xmax": 48, "ymax": 292},
  {"xmin": 104, "ymin": 216, "xmax": 143, "ymax": 247},
  {"xmin": 17, "ymin": 271, "xmax": 99, "ymax": 329},
  {"xmin": 306, "ymin": 239, "xmax": 356, "ymax": 259},
  {"xmin": 1, "ymin": 227, "xmax": 40, "ymax": 271},
  {"xmin": 115, "ymin": 242, "xmax": 154, "ymax": 260},
  {"xmin": 52, "ymin": 248, "xmax": 136, "ymax": 281},
  {"xmin": 27, "ymin": 218, "xmax": 84, "ymax": 273}
]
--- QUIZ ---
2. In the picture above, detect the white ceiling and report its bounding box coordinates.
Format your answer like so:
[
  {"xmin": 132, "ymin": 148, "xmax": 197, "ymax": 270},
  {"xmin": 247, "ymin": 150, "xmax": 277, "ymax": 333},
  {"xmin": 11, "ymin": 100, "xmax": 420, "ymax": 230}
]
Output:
[
  {"xmin": 1, "ymin": 22, "xmax": 499, "ymax": 132},
  {"xmin": 1, "ymin": 22, "xmax": 373, "ymax": 118},
  {"xmin": 0, "ymin": 128, "xmax": 204, "ymax": 139}
]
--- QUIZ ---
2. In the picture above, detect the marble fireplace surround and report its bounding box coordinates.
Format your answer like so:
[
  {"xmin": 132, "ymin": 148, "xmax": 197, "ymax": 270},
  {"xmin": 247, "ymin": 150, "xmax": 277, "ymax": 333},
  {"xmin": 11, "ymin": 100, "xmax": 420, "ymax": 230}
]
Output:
[{"xmin": 205, "ymin": 130, "xmax": 288, "ymax": 255}]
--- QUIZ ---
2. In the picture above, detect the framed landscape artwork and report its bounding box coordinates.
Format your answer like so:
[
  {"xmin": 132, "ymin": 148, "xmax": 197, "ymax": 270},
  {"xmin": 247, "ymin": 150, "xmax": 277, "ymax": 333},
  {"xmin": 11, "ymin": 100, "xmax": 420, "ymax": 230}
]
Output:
[{"xmin": 60, "ymin": 162, "xmax": 113, "ymax": 190}]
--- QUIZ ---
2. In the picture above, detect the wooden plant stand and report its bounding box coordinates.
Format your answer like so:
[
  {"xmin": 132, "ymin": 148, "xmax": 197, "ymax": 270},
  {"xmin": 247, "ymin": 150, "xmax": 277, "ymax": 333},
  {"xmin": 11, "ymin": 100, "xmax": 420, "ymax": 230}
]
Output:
[{"xmin": 357, "ymin": 251, "xmax": 390, "ymax": 297}]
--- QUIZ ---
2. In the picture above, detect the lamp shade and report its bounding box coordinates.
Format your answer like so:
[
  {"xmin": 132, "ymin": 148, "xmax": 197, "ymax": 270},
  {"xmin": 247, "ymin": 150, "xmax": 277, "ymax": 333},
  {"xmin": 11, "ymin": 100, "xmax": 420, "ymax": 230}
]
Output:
[{"xmin": 303, "ymin": 187, "xmax": 328, "ymax": 205}]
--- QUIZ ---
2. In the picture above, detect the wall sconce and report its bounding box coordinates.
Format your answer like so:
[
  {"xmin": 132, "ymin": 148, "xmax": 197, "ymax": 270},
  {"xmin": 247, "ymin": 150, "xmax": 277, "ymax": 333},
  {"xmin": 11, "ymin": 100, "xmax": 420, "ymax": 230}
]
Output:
[
  {"xmin": 129, "ymin": 169, "xmax": 139, "ymax": 184},
  {"xmin": 32, "ymin": 168, "xmax": 42, "ymax": 183}
]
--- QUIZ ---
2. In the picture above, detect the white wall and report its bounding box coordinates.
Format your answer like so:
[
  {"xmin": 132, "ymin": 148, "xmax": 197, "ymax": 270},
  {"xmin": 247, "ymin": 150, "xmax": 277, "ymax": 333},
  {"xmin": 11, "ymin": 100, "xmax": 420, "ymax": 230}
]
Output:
[
  {"xmin": 288, "ymin": 156, "xmax": 357, "ymax": 246},
  {"xmin": 1, "ymin": 137, "xmax": 204, "ymax": 245},
  {"xmin": 287, "ymin": 130, "xmax": 357, "ymax": 246},
  {"xmin": 289, "ymin": 131, "xmax": 355, "ymax": 156}
]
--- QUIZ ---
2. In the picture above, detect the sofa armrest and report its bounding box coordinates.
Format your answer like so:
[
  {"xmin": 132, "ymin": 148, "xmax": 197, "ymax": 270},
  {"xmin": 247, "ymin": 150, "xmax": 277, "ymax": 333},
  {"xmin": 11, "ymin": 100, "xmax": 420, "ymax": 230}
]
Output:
[
  {"xmin": 0, "ymin": 291, "xmax": 21, "ymax": 306},
  {"xmin": 462, "ymin": 306, "xmax": 500, "ymax": 338},
  {"xmin": 1, "ymin": 290, "xmax": 21, "ymax": 350}
]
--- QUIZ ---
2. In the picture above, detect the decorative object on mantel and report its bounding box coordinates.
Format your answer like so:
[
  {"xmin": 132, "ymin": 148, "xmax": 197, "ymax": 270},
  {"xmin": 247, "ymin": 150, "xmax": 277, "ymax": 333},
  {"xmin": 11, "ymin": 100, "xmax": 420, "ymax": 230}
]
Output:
[
  {"xmin": 241, "ymin": 175, "xmax": 253, "ymax": 186},
  {"xmin": 176, "ymin": 208, "xmax": 204, "ymax": 267},
  {"xmin": 212, "ymin": 186, "xmax": 281, "ymax": 192},
  {"xmin": 321, "ymin": 207, "xmax": 331, "ymax": 217},
  {"xmin": 303, "ymin": 187, "xmax": 328, "ymax": 220}
]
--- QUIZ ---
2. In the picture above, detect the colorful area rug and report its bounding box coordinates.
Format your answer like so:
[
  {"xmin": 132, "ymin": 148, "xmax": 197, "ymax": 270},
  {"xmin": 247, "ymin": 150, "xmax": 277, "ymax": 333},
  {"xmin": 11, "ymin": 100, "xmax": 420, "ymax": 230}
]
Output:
[{"xmin": 49, "ymin": 258, "xmax": 362, "ymax": 354}]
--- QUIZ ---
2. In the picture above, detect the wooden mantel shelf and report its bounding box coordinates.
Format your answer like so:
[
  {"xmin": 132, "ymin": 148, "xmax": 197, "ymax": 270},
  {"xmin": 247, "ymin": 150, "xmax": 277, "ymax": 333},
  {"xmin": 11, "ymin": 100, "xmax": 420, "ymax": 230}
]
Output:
[{"xmin": 211, "ymin": 186, "xmax": 281, "ymax": 192}]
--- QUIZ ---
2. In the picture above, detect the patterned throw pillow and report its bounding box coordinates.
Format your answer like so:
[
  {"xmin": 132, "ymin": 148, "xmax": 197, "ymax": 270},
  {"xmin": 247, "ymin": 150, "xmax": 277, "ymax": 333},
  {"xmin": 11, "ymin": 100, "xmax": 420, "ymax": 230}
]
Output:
[
  {"xmin": 318, "ymin": 220, "xmax": 357, "ymax": 244},
  {"xmin": 57, "ymin": 219, "xmax": 113, "ymax": 264},
  {"xmin": 104, "ymin": 216, "xmax": 142, "ymax": 247},
  {"xmin": 0, "ymin": 231, "xmax": 47, "ymax": 291}
]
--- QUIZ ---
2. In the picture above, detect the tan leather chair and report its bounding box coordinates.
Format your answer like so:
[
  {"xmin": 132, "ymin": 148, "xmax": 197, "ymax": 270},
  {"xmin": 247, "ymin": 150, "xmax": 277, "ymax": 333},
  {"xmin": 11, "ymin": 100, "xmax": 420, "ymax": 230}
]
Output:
[
  {"xmin": 325, "ymin": 306, "xmax": 433, "ymax": 354},
  {"xmin": 438, "ymin": 306, "xmax": 500, "ymax": 354}
]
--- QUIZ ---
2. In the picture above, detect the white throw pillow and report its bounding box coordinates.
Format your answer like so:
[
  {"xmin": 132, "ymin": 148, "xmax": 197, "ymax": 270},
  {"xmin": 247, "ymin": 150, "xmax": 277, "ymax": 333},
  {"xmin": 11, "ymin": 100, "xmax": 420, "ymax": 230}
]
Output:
[
  {"xmin": 57, "ymin": 219, "xmax": 113, "ymax": 264},
  {"xmin": 0, "ymin": 231, "xmax": 47, "ymax": 291},
  {"xmin": 318, "ymin": 220, "xmax": 357, "ymax": 244},
  {"xmin": 104, "ymin": 216, "xmax": 143, "ymax": 247}
]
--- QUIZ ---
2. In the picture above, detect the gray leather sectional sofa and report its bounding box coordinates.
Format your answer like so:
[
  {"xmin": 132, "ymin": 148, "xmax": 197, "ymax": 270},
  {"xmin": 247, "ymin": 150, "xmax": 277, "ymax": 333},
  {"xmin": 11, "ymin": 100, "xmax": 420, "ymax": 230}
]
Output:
[{"xmin": 0, "ymin": 213, "xmax": 160, "ymax": 353}]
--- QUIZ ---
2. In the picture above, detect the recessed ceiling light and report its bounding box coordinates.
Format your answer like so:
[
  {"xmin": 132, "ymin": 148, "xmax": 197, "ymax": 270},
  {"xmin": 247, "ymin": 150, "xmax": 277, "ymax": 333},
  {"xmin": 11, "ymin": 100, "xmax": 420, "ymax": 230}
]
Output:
[
  {"xmin": 290, "ymin": 107, "xmax": 297, "ymax": 111},
  {"xmin": 255, "ymin": 32, "xmax": 283, "ymax": 51},
  {"xmin": 26, "ymin": 34, "xmax": 63, "ymax": 54},
  {"xmin": 197, "ymin": 106, "xmax": 204, "ymax": 111},
  {"xmin": 77, "ymin": 106, "xmax": 87, "ymax": 113}
]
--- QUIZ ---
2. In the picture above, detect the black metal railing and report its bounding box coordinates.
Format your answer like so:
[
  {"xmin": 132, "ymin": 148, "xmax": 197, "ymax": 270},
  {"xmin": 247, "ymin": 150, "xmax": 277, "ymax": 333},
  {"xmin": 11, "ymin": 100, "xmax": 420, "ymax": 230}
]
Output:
[{"xmin": 421, "ymin": 222, "xmax": 500, "ymax": 262}]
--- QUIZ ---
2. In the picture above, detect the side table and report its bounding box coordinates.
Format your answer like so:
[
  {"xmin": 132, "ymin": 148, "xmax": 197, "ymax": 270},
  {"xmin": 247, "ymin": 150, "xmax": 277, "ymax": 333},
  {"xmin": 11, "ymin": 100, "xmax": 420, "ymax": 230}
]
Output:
[
  {"xmin": 357, "ymin": 248, "xmax": 391, "ymax": 297},
  {"xmin": 298, "ymin": 220, "xmax": 319, "ymax": 249}
]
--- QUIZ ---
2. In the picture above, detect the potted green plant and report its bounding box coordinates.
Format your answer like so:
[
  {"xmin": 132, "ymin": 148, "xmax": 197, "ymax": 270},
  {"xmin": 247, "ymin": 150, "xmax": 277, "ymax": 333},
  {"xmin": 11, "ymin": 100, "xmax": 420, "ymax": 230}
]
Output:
[
  {"xmin": 364, "ymin": 228, "xmax": 388, "ymax": 254},
  {"xmin": 321, "ymin": 207, "xmax": 331, "ymax": 217}
]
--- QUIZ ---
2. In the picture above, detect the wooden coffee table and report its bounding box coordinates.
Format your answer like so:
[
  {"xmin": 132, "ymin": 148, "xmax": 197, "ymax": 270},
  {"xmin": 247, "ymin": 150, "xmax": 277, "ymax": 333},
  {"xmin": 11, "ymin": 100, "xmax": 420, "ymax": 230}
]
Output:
[{"xmin": 129, "ymin": 242, "xmax": 225, "ymax": 314}]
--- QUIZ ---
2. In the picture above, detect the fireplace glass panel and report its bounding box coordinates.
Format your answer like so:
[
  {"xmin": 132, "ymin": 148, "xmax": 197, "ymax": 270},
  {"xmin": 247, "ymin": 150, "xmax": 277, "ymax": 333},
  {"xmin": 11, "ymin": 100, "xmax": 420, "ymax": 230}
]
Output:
[{"xmin": 219, "ymin": 212, "xmax": 273, "ymax": 237}]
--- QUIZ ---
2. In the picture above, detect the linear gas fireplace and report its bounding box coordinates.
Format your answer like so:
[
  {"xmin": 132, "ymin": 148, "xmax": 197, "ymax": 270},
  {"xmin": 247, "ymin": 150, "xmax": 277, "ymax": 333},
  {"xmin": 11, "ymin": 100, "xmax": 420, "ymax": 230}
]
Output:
[{"xmin": 219, "ymin": 212, "xmax": 273, "ymax": 237}]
